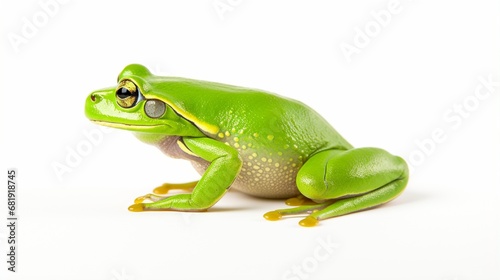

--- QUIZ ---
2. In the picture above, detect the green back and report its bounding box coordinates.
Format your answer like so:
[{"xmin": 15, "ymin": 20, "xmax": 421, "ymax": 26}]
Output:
[{"xmin": 142, "ymin": 75, "xmax": 353, "ymax": 156}]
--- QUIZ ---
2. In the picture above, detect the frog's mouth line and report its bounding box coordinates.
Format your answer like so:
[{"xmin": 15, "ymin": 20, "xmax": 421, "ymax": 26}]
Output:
[{"xmin": 91, "ymin": 120, "xmax": 167, "ymax": 130}]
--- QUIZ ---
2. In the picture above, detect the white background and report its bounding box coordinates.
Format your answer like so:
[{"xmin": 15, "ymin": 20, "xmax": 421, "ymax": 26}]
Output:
[{"xmin": 1, "ymin": 0, "xmax": 499, "ymax": 279}]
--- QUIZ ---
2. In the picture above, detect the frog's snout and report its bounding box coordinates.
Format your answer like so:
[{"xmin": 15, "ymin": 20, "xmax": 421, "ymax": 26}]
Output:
[
  {"xmin": 86, "ymin": 88, "xmax": 114, "ymax": 111},
  {"xmin": 85, "ymin": 88, "xmax": 115, "ymax": 120}
]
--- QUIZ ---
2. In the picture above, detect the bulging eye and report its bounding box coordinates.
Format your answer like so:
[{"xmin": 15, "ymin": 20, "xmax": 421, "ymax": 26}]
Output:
[
  {"xmin": 144, "ymin": 99, "xmax": 166, "ymax": 118},
  {"xmin": 116, "ymin": 80, "xmax": 138, "ymax": 108}
]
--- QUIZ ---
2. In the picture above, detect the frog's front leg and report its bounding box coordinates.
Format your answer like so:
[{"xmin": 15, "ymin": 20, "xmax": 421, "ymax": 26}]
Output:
[
  {"xmin": 265, "ymin": 147, "xmax": 409, "ymax": 227},
  {"xmin": 128, "ymin": 137, "xmax": 242, "ymax": 212}
]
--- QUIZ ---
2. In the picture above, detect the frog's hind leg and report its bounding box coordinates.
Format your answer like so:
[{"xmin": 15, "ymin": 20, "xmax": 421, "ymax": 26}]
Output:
[
  {"xmin": 298, "ymin": 148, "xmax": 408, "ymax": 227},
  {"xmin": 265, "ymin": 148, "xmax": 409, "ymax": 227},
  {"xmin": 300, "ymin": 175, "xmax": 408, "ymax": 227},
  {"xmin": 134, "ymin": 181, "xmax": 198, "ymax": 203}
]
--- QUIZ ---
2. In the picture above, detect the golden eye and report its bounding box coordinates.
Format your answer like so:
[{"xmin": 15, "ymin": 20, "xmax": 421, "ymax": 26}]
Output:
[{"xmin": 116, "ymin": 80, "xmax": 138, "ymax": 108}]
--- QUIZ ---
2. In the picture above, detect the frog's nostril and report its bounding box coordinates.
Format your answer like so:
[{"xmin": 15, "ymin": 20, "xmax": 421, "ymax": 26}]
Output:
[
  {"xmin": 89, "ymin": 91, "xmax": 105, "ymax": 103},
  {"xmin": 90, "ymin": 93, "xmax": 102, "ymax": 102}
]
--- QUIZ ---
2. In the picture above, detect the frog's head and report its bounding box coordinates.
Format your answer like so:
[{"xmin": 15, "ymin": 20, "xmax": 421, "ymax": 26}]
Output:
[{"xmin": 85, "ymin": 64, "xmax": 204, "ymax": 137}]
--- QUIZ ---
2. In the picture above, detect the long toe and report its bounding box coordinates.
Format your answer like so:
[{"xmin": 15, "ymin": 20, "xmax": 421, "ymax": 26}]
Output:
[
  {"xmin": 299, "ymin": 216, "xmax": 319, "ymax": 227},
  {"xmin": 263, "ymin": 211, "xmax": 283, "ymax": 221},
  {"xmin": 128, "ymin": 203, "xmax": 145, "ymax": 212}
]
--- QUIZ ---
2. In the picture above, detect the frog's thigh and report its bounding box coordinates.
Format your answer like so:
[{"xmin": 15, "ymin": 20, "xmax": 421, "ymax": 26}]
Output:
[{"xmin": 296, "ymin": 148, "xmax": 408, "ymax": 201}]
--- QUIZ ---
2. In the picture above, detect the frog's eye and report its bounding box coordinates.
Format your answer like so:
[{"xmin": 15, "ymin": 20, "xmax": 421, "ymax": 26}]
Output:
[
  {"xmin": 144, "ymin": 99, "xmax": 166, "ymax": 118},
  {"xmin": 116, "ymin": 80, "xmax": 139, "ymax": 108}
]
